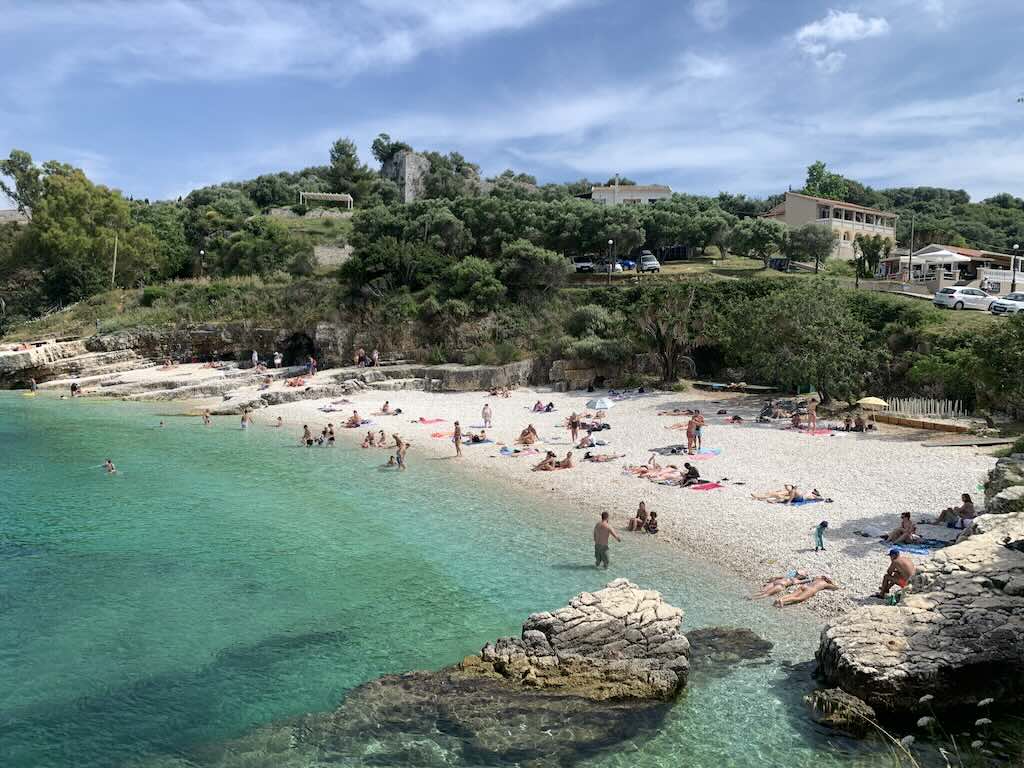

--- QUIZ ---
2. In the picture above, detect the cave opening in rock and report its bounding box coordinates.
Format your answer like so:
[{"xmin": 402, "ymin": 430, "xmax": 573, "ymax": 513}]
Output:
[{"xmin": 282, "ymin": 332, "xmax": 316, "ymax": 367}]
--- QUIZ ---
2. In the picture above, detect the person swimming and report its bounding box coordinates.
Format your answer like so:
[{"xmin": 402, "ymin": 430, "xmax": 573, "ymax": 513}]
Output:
[
  {"xmin": 274, "ymin": 416, "xmax": 283, "ymax": 428},
  {"xmin": 103, "ymin": 458, "xmax": 116, "ymax": 474}
]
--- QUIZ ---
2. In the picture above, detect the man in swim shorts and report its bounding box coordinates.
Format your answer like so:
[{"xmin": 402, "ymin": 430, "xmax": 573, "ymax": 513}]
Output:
[
  {"xmin": 878, "ymin": 549, "xmax": 916, "ymax": 598},
  {"xmin": 593, "ymin": 511, "xmax": 621, "ymax": 569}
]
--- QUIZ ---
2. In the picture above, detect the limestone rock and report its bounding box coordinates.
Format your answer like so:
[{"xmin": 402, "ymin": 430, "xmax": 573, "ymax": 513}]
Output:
[
  {"xmin": 817, "ymin": 458, "xmax": 1024, "ymax": 715},
  {"xmin": 460, "ymin": 579, "xmax": 690, "ymax": 700},
  {"xmin": 805, "ymin": 688, "xmax": 877, "ymax": 738}
]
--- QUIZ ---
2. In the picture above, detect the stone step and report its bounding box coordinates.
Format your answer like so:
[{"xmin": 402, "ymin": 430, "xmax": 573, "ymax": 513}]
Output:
[{"xmin": 367, "ymin": 378, "xmax": 426, "ymax": 391}]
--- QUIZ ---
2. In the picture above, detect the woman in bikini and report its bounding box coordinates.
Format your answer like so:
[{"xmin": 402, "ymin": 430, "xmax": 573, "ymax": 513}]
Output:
[{"xmin": 774, "ymin": 576, "xmax": 839, "ymax": 607}]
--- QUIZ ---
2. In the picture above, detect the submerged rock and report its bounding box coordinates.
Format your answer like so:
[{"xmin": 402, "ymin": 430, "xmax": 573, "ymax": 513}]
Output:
[
  {"xmin": 804, "ymin": 688, "xmax": 877, "ymax": 738},
  {"xmin": 684, "ymin": 626, "xmax": 773, "ymax": 675}
]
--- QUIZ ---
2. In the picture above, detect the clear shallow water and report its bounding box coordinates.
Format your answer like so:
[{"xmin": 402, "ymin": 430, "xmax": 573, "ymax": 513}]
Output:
[{"xmin": 0, "ymin": 394, "xmax": 890, "ymax": 767}]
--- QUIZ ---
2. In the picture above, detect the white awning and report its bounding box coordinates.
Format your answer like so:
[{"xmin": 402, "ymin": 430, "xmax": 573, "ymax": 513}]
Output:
[{"xmin": 889, "ymin": 250, "xmax": 971, "ymax": 266}]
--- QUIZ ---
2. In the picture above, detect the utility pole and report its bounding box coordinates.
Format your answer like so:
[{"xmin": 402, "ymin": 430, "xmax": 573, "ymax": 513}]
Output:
[
  {"xmin": 1014, "ymin": 244, "xmax": 1019, "ymax": 293},
  {"xmin": 906, "ymin": 213, "xmax": 914, "ymax": 285},
  {"xmin": 110, "ymin": 230, "xmax": 119, "ymax": 288}
]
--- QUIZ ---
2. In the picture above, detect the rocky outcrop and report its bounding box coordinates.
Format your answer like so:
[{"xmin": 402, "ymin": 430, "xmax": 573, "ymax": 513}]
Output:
[
  {"xmin": 459, "ymin": 579, "xmax": 690, "ymax": 701},
  {"xmin": 0, "ymin": 340, "xmax": 88, "ymax": 387},
  {"xmin": 381, "ymin": 149, "xmax": 432, "ymax": 203},
  {"xmin": 817, "ymin": 458, "xmax": 1024, "ymax": 715},
  {"xmin": 985, "ymin": 454, "xmax": 1024, "ymax": 515}
]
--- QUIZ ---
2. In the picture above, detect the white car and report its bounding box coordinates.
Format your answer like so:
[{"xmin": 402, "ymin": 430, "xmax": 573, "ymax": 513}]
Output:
[
  {"xmin": 932, "ymin": 287, "xmax": 993, "ymax": 311},
  {"xmin": 989, "ymin": 292, "xmax": 1024, "ymax": 315}
]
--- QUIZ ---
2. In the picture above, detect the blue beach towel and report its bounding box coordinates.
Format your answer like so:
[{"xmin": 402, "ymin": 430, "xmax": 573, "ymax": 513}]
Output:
[
  {"xmin": 789, "ymin": 497, "xmax": 825, "ymax": 507},
  {"xmin": 888, "ymin": 539, "xmax": 948, "ymax": 555}
]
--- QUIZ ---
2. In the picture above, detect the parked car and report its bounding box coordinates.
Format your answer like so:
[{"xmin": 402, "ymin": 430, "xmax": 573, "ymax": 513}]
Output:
[
  {"xmin": 572, "ymin": 255, "xmax": 595, "ymax": 273},
  {"xmin": 989, "ymin": 291, "xmax": 1024, "ymax": 315},
  {"xmin": 638, "ymin": 253, "xmax": 661, "ymax": 273},
  {"xmin": 617, "ymin": 258, "xmax": 636, "ymax": 270},
  {"xmin": 932, "ymin": 286, "xmax": 993, "ymax": 311}
]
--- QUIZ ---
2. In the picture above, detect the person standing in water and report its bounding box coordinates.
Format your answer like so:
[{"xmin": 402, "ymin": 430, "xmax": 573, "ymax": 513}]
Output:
[
  {"xmin": 482, "ymin": 403, "xmax": 493, "ymax": 429},
  {"xmin": 453, "ymin": 421, "xmax": 463, "ymax": 458},
  {"xmin": 202, "ymin": 409, "xmax": 211, "ymax": 426},
  {"xmin": 240, "ymin": 409, "xmax": 252, "ymax": 429},
  {"xmin": 593, "ymin": 511, "xmax": 621, "ymax": 569},
  {"xmin": 103, "ymin": 458, "xmax": 116, "ymax": 474}
]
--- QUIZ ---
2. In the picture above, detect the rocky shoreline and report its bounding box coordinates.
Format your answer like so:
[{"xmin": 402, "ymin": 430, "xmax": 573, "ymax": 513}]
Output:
[
  {"xmin": 137, "ymin": 581, "xmax": 771, "ymax": 767},
  {"xmin": 816, "ymin": 454, "xmax": 1024, "ymax": 716}
]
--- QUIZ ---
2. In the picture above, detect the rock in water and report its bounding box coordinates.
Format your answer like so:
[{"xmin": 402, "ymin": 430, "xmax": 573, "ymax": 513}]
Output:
[
  {"xmin": 460, "ymin": 578, "xmax": 690, "ymax": 700},
  {"xmin": 804, "ymin": 688, "xmax": 877, "ymax": 738}
]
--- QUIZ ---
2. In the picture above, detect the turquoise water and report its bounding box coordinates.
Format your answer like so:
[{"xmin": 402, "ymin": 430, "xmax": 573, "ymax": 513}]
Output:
[{"xmin": 0, "ymin": 394, "xmax": 889, "ymax": 767}]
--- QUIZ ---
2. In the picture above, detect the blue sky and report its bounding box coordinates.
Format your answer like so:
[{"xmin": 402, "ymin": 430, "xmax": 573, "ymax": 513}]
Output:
[{"xmin": 4, "ymin": 0, "xmax": 1024, "ymax": 203}]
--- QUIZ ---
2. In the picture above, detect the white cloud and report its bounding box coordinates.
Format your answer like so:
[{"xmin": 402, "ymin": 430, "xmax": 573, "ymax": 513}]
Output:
[
  {"xmin": 4, "ymin": 0, "xmax": 585, "ymax": 87},
  {"xmin": 691, "ymin": 0, "xmax": 728, "ymax": 31},
  {"xmin": 796, "ymin": 9, "xmax": 889, "ymax": 72},
  {"xmin": 679, "ymin": 52, "xmax": 732, "ymax": 80}
]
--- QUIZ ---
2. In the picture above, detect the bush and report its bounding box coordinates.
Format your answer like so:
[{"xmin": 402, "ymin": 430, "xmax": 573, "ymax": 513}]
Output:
[
  {"xmin": 824, "ymin": 260, "xmax": 855, "ymax": 277},
  {"xmin": 426, "ymin": 345, "xmax": 450, "ymax": 365},
  {"xmin": 564, "ymin": 335, "xmax": 629, "ymax": 364},
  {"xmin": 291, "ymin": 204, "xmax": 308, "ymax": 216},
  {"xmin": 140, "ymin": 286, "xmax": 167, "ymax": 307},
  {"xmin": 567, "ymin": 304, "xmax": 616, "ymax": 338},
  {"xmin": 1013, "ymin": 436, "xmax": 1024, "ymax": 455}
]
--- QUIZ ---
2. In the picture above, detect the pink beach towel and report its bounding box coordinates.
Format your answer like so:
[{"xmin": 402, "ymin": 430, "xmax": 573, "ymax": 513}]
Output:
[
  {"xmin": 807, "ymin": 428, "xmax": 833, "ymax": 436},
  {"xmin": 419, "ymin": 417, "xmax": 446, "ymax": 424},
  {"xmin": 690, "ymin": 482, "xmax": 724, "ymax": 491}
]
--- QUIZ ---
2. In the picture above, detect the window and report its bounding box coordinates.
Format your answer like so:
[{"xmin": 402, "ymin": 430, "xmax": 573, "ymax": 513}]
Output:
[
  {"xmin": 843, "ymin": 232, "xmax": 850, "ymax": 241},
  {"xmin": 833, "ymin": 209, "xmax": 842, "ymax": 218}
]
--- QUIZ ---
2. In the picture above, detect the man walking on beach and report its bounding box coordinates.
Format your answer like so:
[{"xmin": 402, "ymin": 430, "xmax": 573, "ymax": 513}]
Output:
[
  {"xmin": 482, "ymin": 403, "xmax": 493, "ymax": 429},
  {"xmin": 593, "ymin": 511, "xmax": 621, "ymax": 569}
]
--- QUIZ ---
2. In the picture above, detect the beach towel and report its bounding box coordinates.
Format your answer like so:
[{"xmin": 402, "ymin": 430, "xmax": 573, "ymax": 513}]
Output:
[
  {"xmin": 318, "ymin": 405, "xmax": 346, "ymax": 413},
  {"xmin": 500, "ymin": 446, "xmax": 539, "ymax": 457},
  {"xmin": 690, "ymin": 482, "xmax": 724, "ymax": 491},
  {"xmin": 788, "ymin": 497, "xmax": 825, "ymax": 506},
  {"xmin": 418, "ymin": 417, "xmax": 446, "ymax": 424},
  {"xmin": 806, "ymin": 428, "xmax": 833, "ymax": 436},
  {"xmin": 463, "ymin": 439, "xmax": 495, "ymax": 446},
  {"xmin": 890, "ymin": 539, "xmax": 948, "ymax": 555},
  {"xmin": 430, "ymin": 431, "xmax": 454, "ymax": 439}
]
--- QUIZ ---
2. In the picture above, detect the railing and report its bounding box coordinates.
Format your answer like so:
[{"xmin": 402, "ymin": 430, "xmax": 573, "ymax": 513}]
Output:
[{"xmin": 888, "ymin": 397, "xmax": 968, "ymax": 420}]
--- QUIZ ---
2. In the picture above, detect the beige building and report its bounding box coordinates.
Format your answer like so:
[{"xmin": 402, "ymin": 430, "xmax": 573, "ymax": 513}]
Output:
[
  {"xmin": 762, "ymin": 191, "xmax": 896, "ymax": 260},
  {"xmin": 589, "ymin": 182, "xmax": 672, "ymax": 205}
]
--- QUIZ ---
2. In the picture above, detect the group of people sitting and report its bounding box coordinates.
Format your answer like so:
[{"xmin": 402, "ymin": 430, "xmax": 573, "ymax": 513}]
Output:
[
  {"xmin": 488, "ymin": 386, "xmax": 513, "ymax": 398},
  {"xmin": 624, "ymin": 456, "xmax": 703, "ymax": 486},
  {"xmin": 626, "ymin": 501, "xmax": 659, "ymax": 533},
  {"xmin": 361, "ymin": 429, "xmax": 390, "ymax": 448},
  {"xmin": 829, "ymin": 413, "xmax": 877, "ymax": 432},
  {"xmin": 532, "ymin": 400, "xmax": 556, "ymax": 413}
]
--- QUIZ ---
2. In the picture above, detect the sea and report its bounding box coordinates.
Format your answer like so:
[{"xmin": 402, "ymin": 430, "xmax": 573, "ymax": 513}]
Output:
[{"xmin": 0, "ymin": 393, "xmax": 896, "ymax": 767}]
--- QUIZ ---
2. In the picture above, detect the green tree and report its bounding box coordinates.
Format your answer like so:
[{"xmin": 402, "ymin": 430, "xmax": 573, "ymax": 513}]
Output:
[
  {"xmin": 853, "ymin": 233, "xmax": 890, "ymax": 277},
  {"xmin": 636, "ymin": 284, "xmax": 707, "ymax": 382},
  {"xmin": 497, "ymin": 238, "xmax": 572, "ymax": 298},
  {"xmin": 973, "ymin": 314, "xmax": 1024, "ymax": 413},
  {"xmin": 370, "ymin": 133, "xmax": 413, "ymax": 165},
  {"xmin": 803, "ymin": 161, "xmax": 848, "ymax": 201},
  {"xmin": 784, "ymin": 223, "xmax": 838, "ymax": 272},
  {"xmin": 218, "ymin": 216, "xmax": 314, "ymax": 276},
  {"xmin": 735, "ymin": 285, "xmax": 875, "ymax": 402},
  {"xmin": 442, "ymin": 256, "xmax": 506, "ymax": 311},
  {"xmin": 729, "ymin": 217, "xmax": 787, "ymax": 265},
  {"xmin": 0, "ymin": 149, "xmax": 43, "ymax": 217}
]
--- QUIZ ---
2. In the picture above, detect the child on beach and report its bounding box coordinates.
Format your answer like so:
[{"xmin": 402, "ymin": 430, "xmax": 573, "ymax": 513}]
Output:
[{"xmin": 814, "ymin": 521, "xmax": 828, "ymax": 552}]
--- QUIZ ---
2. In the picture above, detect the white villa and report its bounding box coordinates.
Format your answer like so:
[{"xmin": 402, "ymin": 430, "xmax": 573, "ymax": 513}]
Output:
[
  {"xmin": 879, "ymin": 243, "xmax": 1022, "ymax": 294},
  {"xmin": 761, "ymin": 191, "xmax": 897, "ymax": 260},
  {"xmin": 586, "ymin": 180, "xmax": 673, "ymax": 206}
]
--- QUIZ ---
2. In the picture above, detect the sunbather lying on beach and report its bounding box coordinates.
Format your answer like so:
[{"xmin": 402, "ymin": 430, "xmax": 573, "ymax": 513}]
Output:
[
  {"xmin": 532, "ymin": 451, "xmax": 557, "ymax": 471},
  {"xmin": 752, "ymin": 573, "xmax": 811, "ymax": 599},
  {"xmin": 658, "ymin": 408, "xmax": 694, "ymax": 416},
  {"xmin": 517, "ymin": 424, "xmax": 539, "ymax": 445},
  {"xmin": 532, "ymin": 400, "xmax": 545, "ymax": 413},
  {"xmin": 751, "ymin": 485, "xmax": 823, "ymax": 504},
  {"xmin": 773, "ymin": 576, "xmax": 839, "ymax": 607},
  {"xmin": 584, "ymin": 452, "xmax": 625, "ymax": 462}
]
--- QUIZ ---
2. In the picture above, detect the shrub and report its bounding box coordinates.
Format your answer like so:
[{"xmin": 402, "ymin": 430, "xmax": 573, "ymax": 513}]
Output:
[
  {"xmin": 291, "ymin": 204, "xmax": 308, "ymax": 216},
  {"xmin": 1013, "ymin": 435, "xmax": 1024, "ymax": 455},
  {"xmin": 824, "ymin": 260, "xmax": 855, "ymax": 277},
  {"xmin": 494, "ymin": 342, "xmax": 521, "ymax": 364},
  {"xmin": 426, "ymin": 345, "xmax": 450, "ymax": 365},
  {"xmin": 567, "ymin": 304, "xmax": 616, "ymax": 338},
  {"xmin": 564, "ymin": 335, "xmax": 629, "ymax": 364},
  {"xmin": 140, "ymin": 286, "xmax": 167, "ymax": 307}
]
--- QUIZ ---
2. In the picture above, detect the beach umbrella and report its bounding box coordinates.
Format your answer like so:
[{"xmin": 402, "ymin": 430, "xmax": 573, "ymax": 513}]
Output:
[
  {"xmin": 857, "ymin": 396, "xmax": 888, "ymax": 409},
  {"xmin": 586, "ymin": 398, "xmax": 614, "ymax": 410}
]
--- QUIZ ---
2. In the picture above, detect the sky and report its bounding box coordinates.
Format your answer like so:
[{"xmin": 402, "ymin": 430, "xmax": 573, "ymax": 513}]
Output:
[{"xmin": 3, "ymin": 0, "xmax": 1024, "ymax": 204}]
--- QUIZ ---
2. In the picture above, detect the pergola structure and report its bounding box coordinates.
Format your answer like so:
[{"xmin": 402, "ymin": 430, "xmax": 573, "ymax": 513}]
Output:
[{"xmin": 298, "ymin": 191, "xmax": 353, "ymax": 210}]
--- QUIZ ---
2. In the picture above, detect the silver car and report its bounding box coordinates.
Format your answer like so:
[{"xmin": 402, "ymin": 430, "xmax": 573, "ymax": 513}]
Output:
[
  {"xmin": 989, "ymin": 292, "xmax": 1024, "ymax": 315},
  {"xmin": 932, "ymin": 287, "xmax": 993, "ymax": 311}
]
